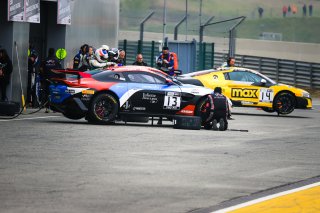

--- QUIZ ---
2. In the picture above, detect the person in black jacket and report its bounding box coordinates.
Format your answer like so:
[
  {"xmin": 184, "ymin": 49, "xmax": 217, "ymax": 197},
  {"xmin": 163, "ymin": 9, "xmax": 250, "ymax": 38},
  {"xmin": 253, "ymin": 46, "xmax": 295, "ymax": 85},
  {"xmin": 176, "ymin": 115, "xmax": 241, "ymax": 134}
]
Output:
[
  {"xmin": 0, "ymin": 49, "xmax": 13, "ymax": 101},
  {"xmin": 40, "ymin": 48, "xmax": 61, "ymax": 112},
  {"xmin": 132, "ymin": 54, "xmax": 148, "ymax": 66},
  {"xmin": 204, "ymin": 87, "xmax": 229, "ymax": 131}
]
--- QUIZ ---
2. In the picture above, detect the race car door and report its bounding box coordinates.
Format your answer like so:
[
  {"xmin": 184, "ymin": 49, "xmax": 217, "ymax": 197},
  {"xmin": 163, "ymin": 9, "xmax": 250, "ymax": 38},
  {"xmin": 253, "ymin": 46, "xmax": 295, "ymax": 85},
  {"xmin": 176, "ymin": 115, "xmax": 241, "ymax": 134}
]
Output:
[
  {"xmin": 123, "ymin": 71, "xmax": 182, "ymax": 115},
  {"xmin": 224, "ymin": 69, "xmax": 274, "ymax": 106}
]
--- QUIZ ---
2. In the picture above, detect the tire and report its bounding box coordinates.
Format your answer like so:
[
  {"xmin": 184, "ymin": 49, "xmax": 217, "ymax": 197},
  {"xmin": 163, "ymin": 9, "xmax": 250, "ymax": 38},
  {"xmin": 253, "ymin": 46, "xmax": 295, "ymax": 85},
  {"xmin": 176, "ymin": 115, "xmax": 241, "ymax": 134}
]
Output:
[
  {"xmin": 195, "ymin": 96, "xmax": 214, "ymax": 126},
  {"xmin": 261, "ymin": 107, "xmax": 275, "ymax": 113},
  {"xmin": 87, "ymin": 93, "xmax": 119, "ymax": 124},
  {"xmin": 273, "ymin": 92, "xmax": 296, "ymax": 115},
  {"xmin": 62, "ymin": 111, "xmax": 84, "ymax": 120}
]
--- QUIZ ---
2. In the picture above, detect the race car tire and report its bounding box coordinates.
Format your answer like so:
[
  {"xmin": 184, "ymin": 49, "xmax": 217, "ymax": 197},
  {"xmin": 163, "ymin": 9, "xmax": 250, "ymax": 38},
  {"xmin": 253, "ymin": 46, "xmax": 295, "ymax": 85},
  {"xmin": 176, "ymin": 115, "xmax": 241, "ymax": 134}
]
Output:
[
  {"xmin": 273, "ymin": 92, "xmax": 296, "ymax": 115},
  {"xmin": 195, "ymin": 96, "xmax": 214, "ymax": 125},
  {"xmin": 87, "ymin": 93, "xmax": 119, "ymax": 124},
  {"xmin": 261, "ymin": 107, "xmax": 275, "ymax": 113},
  {"xmin": 62, "ymin": 111, "xmax": 85, "ymax": 120}
]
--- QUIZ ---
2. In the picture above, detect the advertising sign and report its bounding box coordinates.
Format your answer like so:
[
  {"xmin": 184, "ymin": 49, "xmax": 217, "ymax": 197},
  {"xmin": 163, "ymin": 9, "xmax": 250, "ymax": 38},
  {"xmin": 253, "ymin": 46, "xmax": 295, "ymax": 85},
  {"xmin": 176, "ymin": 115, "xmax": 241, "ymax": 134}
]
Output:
[
  {"xmin": 8, "ymin": 0, "xmax": 25, "ymax": 22},
  {"xmin": 57, "ymin": 0, "xmax": 71, "ymax": 25},
  {"xmin": 25, "ymin": 0, "xmax": 40, "ymax": 23}
]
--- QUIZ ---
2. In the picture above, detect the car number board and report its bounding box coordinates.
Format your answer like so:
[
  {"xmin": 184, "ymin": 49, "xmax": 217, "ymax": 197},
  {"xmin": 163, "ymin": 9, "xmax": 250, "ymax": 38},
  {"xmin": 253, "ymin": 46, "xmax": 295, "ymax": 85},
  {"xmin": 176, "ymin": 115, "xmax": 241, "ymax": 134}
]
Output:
[
  {"xmin": 163, "ymin": 92, "xmax": 181, "ymax": 110},
  {"xmin": 259, "ymin": 88, "xmax": 274, "ymax": 103}
]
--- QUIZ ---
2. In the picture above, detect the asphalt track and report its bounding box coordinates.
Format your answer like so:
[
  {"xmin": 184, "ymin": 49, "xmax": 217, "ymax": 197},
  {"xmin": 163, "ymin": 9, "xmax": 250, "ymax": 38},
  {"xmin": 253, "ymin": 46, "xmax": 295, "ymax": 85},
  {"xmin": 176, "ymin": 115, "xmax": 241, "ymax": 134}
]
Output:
[{"xmin": 0, "ymin": 99, "xmax": 319, "ymax": 213}]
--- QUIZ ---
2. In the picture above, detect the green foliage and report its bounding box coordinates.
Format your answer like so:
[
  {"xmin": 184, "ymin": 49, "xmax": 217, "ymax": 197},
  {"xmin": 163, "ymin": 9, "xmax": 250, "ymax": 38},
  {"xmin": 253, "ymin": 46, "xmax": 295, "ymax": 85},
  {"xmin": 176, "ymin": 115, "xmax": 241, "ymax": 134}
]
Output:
[
  {"xmin": 121, "ymin": 0, "xmax": 150, "ymax": 12},
  {"xmin": 237, "ymin": 17, "xmax": 320, "ymax": 43}
]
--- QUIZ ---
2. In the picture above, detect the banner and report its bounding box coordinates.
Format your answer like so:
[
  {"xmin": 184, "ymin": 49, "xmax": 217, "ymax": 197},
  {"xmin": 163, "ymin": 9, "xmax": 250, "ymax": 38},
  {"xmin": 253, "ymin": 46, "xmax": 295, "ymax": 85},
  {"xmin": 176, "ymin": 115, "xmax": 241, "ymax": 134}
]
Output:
[
  {"xmin": 57, "ymin": 0, "xmax": 71, "ymax": 25},
  {"xmin": 25, "ymin": 0, "xmax": 40, "ymax": 23},
  {"xmin": 8, "ymin": 0, "xmax": 25, "ymax": 22}
]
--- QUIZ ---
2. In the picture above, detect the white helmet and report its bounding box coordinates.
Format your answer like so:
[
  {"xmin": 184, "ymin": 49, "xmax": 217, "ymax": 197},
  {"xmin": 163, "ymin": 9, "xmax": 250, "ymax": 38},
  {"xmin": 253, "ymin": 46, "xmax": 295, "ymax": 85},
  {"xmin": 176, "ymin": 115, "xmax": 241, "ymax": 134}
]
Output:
[{"xmin": 101, "ymin": 45, "xmax": 109, "ymax": 51}]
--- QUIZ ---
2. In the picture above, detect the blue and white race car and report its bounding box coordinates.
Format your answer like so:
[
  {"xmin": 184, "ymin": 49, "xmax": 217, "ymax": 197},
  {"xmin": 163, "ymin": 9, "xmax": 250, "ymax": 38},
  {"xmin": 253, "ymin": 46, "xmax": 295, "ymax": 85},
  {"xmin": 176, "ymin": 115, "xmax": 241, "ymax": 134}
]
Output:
[{"xmin": 49, "ymin": 66, "xmax": 215, "ymax": 125}]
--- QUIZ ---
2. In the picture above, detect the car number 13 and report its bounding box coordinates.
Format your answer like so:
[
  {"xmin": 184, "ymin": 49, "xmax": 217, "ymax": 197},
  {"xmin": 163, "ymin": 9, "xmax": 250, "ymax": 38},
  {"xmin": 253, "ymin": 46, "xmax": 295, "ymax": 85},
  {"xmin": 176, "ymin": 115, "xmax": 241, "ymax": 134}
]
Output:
[
  {"xmin": 259, "ymin": 88, "xmax": 274, "ymax": 103},
  {"xmin": 163, "ymin": 92, "xmax": 181, "ymax": 110}
]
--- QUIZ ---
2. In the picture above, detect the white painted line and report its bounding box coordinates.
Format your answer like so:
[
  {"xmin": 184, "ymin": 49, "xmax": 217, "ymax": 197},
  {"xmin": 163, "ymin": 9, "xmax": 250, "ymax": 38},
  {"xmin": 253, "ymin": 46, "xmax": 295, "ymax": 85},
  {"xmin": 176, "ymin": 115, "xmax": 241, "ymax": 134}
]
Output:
[
  {"xmin": 0, "ymin": 115, "xmax": 61, "ymax": 122},
  {"xmin": 212, "ymin": 181, "xmax": 320, "ymax": 213}
]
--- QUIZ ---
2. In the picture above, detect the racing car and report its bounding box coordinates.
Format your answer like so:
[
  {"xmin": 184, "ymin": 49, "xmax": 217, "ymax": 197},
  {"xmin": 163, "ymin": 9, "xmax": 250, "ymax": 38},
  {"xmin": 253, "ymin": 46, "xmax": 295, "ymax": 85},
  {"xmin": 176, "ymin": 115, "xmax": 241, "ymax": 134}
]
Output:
[
  {"xmin": 178, "ymin": 67, "xmax": 312, "ymax": 115},
  {"xmin": 49, "ymin": 66, "xmax": 215, "ymax": 125}
]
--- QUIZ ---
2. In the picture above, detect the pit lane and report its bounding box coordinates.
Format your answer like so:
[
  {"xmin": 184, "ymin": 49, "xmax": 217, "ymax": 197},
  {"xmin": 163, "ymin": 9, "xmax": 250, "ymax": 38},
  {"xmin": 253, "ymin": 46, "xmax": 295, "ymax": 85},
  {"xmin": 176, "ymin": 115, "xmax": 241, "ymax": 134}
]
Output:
[{"xmin": 0, "ymin": 99, "xmax": 319, "ymax": 213}]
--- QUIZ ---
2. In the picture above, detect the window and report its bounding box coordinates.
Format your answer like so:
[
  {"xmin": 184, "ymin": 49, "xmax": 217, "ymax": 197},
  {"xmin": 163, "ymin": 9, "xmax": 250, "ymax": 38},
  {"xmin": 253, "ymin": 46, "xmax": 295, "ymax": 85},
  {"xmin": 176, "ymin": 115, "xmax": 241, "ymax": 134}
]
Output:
[
  {"xmin": 126, "ymin": 72, "xmax": 166, "ymax": 84},
  {"xmin": 92, "ymin": 71, "xmax": 125, "ymax": 82},
  {"xmin": 228, "ymin": 71, "xmax": 263, "ymax": 83}
]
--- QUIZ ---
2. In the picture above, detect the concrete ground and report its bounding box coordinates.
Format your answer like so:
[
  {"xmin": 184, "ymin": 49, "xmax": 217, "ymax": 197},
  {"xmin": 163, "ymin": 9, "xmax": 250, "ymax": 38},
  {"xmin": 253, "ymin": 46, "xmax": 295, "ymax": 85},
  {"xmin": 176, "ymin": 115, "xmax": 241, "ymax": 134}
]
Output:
[{"xmin": 0, "ymin": 99, "xmax": 319, "ymax": 213}]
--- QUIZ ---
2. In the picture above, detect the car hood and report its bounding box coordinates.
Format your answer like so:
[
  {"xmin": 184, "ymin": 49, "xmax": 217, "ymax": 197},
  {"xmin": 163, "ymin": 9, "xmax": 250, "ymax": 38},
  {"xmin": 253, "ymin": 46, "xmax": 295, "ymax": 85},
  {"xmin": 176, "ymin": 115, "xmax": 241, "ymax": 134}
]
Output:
[{"xmin": 277, "ymin": 83, "xmax": 310, "ymax": 98}]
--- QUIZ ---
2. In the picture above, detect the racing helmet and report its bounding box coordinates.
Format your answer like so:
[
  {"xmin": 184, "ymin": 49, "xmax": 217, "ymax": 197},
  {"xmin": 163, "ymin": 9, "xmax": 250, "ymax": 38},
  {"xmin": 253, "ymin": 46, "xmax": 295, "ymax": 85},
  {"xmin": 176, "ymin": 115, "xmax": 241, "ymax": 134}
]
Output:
[
  {"xmin": 101, "ymin": 45, "xmax": 109, "ymax": 51},
  {"xmin": 108, "ymin": 48, "xmax": 119, "ymax": 60},
  {"xmin": 98, "ymin": 48, "xmax": 108, "ymax": 58}
]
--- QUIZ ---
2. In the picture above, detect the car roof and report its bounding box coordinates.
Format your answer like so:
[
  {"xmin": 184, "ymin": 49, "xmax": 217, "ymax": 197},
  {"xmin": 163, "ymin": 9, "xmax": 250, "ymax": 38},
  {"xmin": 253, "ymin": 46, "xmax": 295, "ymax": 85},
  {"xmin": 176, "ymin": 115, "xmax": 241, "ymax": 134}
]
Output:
[
  {"xmin": 181, "ymin": 66, "xmax": 262, "ymax": 77},
  {"xmin": 109, "ymin": 65, "xmax": 168, "ymax": 76}
]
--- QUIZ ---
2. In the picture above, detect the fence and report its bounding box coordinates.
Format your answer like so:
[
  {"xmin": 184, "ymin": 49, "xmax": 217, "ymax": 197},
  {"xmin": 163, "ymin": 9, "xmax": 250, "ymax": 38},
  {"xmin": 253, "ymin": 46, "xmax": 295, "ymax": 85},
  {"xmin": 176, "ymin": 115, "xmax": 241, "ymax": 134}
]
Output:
[
  {"xmin": 119, "ymin": 39, "xmax": 320, "ymax": 89},
  {"xmin": 214, "ymin": 53, "xmax": 320, "ymax": 89}
]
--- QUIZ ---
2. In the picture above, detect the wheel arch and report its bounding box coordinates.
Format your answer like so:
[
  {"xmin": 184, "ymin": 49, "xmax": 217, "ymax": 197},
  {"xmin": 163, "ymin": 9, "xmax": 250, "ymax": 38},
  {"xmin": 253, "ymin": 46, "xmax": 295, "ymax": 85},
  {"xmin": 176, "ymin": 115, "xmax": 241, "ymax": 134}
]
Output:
[
  {"xmin": 273, "ymin": 90, "xmax": 297, "ymax": 105},
  {"xmin": 90, "ymin": 90, "xmax": 120, "ymax": 108}
]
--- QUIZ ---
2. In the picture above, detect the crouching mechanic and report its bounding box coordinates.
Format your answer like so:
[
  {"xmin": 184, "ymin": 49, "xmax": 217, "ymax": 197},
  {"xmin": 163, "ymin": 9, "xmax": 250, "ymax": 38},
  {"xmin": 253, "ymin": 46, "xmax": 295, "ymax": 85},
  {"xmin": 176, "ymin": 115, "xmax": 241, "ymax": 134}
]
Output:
[{"xmin": 204, "ymin": 87, "xmax": 229, "ymax": 131}]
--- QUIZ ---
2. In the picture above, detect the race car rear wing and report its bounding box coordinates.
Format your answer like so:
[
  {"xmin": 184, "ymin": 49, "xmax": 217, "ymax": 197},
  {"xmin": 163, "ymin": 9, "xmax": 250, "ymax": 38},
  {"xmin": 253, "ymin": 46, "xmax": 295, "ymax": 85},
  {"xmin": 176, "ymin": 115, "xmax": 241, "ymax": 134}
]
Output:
[{"xmin": 51, "ymin": 69, "xmax": 92, "ymax": 79}]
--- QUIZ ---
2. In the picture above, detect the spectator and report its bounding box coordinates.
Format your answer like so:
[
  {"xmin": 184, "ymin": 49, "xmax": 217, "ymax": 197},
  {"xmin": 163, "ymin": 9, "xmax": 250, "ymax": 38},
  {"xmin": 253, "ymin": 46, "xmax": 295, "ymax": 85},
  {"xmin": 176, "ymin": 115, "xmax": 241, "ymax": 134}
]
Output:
[
  {"xmin": 303, "ymin": 3, "xmax": 307, "ymax": 17},
  {"xmin": 282, "ymin": 5, "xmax": 288, "ymax": 17},
  {"xmin": 288, "ymin": 4, "xmax": 291, "ymax": 16},
  {"xmin": 116, "ymin": 49, "xmax": 126, "ymax": 66},
  {"xmin": 40, "ymin": 48, "xmax": 61, "ymax": 112},
  {"xmin": 132, "ymin": 54, "xmax": 148, "ymax": 66},
  {"xmin": 27, "ymin": 50, "xmax": 39, "ymax": 107},
  {"xmin": 156, "ymin": 46, "xmax": 178, "ymax": 76},
  {"xmin": 221, "ymin": 56, "xmax": 236, "ymax": 67},
  {"xmin": 73, "ymin": 44, "xmax": 89, "ymax": 71},
  {"xmin": 0, "ymin": 49, "xmax": 13, "ymax": 101},
  {"xmin": 309, "ymin": 2, "xmax": 313, "ymax": 16},
  {"xmin": 258, "ymin": 7, "xmax": 264, "ymax": 18},
  {"xmin": 292, "ymin": 4, "xmax": 298, "ymax": 15},
  {"xmin": 84, "ymin": 46, "xmax": 95, "ymax": 70}
]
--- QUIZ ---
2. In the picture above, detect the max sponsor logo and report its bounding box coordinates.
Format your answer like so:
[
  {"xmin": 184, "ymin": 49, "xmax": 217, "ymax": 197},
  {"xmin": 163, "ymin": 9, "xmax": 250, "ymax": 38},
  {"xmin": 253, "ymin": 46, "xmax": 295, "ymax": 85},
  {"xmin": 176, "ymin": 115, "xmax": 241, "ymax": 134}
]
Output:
[{"xmin": 231, "ymin": 88, "xmax": 258, "ymax": 98}]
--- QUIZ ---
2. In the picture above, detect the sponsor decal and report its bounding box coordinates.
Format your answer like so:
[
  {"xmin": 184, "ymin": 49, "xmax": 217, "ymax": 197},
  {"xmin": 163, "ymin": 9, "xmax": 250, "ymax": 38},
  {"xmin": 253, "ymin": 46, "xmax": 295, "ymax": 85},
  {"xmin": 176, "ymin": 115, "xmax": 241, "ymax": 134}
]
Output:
[
  {"xmin": 241, "ymin": 101, "xmax": 255, "ymax": 105},
  {"xmin": 133, "ymin": 107, "xmax": 146, "ymax": 111},
  {"xmin": 82, "ymin": 90, "xmax": 95, "ymax": 95},
  {"xmin": 231, "ymin": 88, "xmax": 258, "ymax": 98},
  {"xmin": 190, "ymin": 89, "xmax": 200, "ymax": 94},
  {"xmin": 66, "ymin": 89, "xmax": 75, "ymax": 94},
  {"xmin": 142, "ymin": 93, "xmax": 158, "ymax": 104},
  {"xmin": 213, "ymin": 75, "xmax": 218, "ymax": 79},
  {"xmin": 180, "ymin": 110, "xmax": 193, "ymax": 114}
]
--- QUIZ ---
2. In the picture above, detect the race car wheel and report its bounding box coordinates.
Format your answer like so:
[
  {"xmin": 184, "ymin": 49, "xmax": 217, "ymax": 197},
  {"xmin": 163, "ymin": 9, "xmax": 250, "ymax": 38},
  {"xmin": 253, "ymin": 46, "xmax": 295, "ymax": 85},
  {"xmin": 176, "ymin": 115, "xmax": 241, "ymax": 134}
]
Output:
[
  {"xmin": 261, "ymin": 107, "xmax": 275, "ymax": 113},
  {"xmin": 195, "ymin": 96, "xmax": 214, "ymax": 125},
  {"xmin": 62, "ymin": 111, "xmax": 85, "ymax": 120},
  {"xmin": 273, "ymin": 92, "xmax": 296, "ymax": 115},
  {"xmin": 87, "ymin": 93, "xmax": 119, "ymax": 124}
]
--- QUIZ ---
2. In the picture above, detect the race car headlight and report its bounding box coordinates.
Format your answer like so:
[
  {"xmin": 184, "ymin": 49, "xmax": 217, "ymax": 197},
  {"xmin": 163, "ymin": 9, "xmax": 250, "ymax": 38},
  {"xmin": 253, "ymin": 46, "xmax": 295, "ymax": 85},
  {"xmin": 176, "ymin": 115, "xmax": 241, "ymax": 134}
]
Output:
[{"xmin": 302, "ymin": 92, "xmax": 310, "ymax": 98}]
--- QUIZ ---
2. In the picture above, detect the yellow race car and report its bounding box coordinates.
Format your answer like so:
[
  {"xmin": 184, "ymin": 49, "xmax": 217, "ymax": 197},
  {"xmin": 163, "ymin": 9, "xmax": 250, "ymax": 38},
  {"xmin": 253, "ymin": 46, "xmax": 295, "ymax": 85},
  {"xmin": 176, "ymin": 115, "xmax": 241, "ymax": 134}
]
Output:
[{"xmin": 178, "ymin": 67, "xmax": 312, "ymax": 115}]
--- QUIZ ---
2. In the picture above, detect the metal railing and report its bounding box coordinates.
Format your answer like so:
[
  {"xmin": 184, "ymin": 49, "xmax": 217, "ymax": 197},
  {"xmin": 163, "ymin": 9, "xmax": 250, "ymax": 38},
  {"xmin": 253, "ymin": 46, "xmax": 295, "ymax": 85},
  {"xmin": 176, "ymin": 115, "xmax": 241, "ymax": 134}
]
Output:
[
  {"xmin": 119, "ymin": 39, "xmax": 320, "ymax": 89},
  {"xmin": 214, "ymin": 53, "xmax": 320, "ymax": 89}
]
